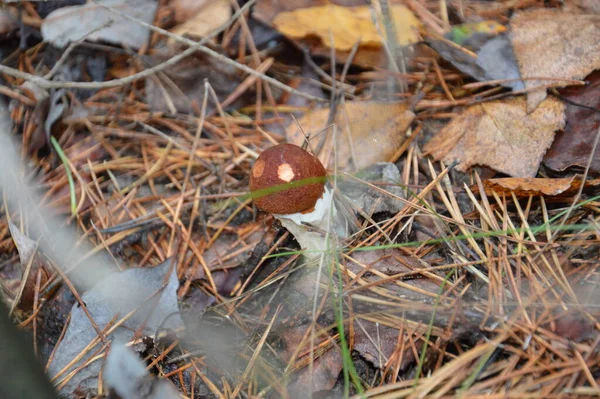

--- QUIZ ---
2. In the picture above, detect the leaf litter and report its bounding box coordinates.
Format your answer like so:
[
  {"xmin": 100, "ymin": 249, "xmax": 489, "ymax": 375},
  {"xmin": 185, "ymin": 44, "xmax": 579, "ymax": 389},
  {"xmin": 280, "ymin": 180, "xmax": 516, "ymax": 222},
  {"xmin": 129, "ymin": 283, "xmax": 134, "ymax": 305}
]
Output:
[
  {"xmin": 47, "ymin": 259, "xmax": 182, "ymax": 397},
  {"xmin": 424, "ymin": 96, "xmax": 565, "ymax": 177},
  {"xmin": 0, "ymin": 0, "xmax": 599, "ymax": 398}
]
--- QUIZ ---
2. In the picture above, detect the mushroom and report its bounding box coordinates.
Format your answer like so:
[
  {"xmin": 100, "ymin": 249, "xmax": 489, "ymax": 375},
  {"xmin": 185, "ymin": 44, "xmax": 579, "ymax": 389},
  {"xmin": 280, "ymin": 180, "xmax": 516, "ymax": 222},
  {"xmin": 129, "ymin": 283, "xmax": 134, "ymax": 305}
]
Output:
[{"xmin": 250, "ymin": 143, "xmax": 346, "ymax": 259}]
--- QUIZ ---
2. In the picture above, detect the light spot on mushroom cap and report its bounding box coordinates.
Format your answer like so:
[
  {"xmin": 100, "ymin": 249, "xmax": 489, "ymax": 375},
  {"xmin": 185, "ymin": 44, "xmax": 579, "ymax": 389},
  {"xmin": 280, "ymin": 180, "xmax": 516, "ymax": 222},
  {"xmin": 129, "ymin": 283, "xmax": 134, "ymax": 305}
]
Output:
[
  {"xmin": 277, "ymin": 163, "xmax": 295, "ymax": 182},
  {"xmin": 252, "ymin": 159, "xmax": 265, "ymax": 178}
]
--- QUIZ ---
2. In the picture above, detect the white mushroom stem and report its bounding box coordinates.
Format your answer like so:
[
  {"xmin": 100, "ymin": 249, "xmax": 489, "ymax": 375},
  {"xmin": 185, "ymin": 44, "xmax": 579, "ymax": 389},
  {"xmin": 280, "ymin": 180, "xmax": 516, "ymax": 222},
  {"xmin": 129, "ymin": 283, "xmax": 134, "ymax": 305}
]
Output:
[{"xmin": 275, "ymin": 187, "xmax": 347, "ymax": 260}]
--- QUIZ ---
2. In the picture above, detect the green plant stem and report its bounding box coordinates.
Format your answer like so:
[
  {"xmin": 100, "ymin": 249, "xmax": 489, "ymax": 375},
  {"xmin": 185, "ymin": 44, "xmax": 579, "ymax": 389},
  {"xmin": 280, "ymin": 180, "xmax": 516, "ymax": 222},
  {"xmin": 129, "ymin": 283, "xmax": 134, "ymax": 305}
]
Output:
[{"xmin": 50, "ymin": 136, "xmax": 77, "ymax": 215}]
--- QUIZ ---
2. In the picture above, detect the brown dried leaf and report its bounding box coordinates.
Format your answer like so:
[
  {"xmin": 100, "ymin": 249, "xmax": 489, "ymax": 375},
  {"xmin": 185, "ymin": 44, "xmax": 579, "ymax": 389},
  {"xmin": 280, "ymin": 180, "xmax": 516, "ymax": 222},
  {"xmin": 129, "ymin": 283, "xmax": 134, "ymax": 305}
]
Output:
[
  {"xmin": 544, "ymin": 70, "xmax": 600, "ymax": 173},
  {"xmin": 287, "ymin": 102, "xmax": 414, "ymax": 171},
  {"xmin": 353, "ymin": 322, "xmax": 418, "ymax": 370},
  {"xmin": 170, "ymin": 0, "xmax": 231, "ymax": 39},
  {"xmin": 553, "ymin": 313, "xmax": 596, "ymax": 342},
  {"xmin": 346, "ymin": 248, "xmax": 439, "ymax": 300},
  {"xmin": 7, "ymin": 223, "xmax": 49, "ymax": 309},
  {"xmin": 471, "ymin": 176, "xmax": 600, "ymax": 197},
  {"xmin": 510, "ymin": 9, "xmax": 600, "ymax": 112},
  {"xmin": 280, "ymin": 325, "xmax": 342, "ymax": 396},
  {"xmin": 423, "ymin": 97, "xmax": 566, "ymax": 177}
]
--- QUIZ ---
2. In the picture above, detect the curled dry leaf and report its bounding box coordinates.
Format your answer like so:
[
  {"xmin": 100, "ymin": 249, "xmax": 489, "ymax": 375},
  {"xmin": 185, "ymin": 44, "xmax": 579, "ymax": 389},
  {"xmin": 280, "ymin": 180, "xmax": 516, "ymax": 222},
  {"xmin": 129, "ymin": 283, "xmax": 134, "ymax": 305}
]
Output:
[
  {"xmin": 169, "ymin": 0, "xmax": 231, "ymax": 39},
  {"xmin": 510, "ymin": 9, "xmax": 600, "ymax": 112},
  {"xmin": 339, "ymin": 162, "xmax": 406, "ymax": 215},
  {"xmin": 423, "ymin": 97, "xmax": 566, "ymax": 177},
  {"xmin": 471, "ymin": 176, "xmax": 600, "ymax": 197},
  {"xmin": 287, "ymin": 101, "xmax": 415, "ymax": 171}
]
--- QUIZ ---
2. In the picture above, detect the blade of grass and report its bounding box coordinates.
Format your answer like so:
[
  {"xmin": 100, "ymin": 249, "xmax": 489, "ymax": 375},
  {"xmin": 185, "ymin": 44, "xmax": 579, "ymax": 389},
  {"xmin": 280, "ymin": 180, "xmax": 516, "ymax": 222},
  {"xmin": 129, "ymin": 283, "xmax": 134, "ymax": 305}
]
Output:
[{"xmin": 50, "ymin": 136, "xmax": 77, "ymax": 215}]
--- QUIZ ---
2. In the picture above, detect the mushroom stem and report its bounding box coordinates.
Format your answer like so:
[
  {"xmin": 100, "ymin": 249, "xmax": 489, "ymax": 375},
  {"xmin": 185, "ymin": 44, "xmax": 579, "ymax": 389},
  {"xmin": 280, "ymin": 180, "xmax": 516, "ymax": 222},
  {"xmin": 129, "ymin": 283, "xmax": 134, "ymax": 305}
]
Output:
[{"xmin": 275, "ymin": 187, "xmax": 346, "ymax": 260}]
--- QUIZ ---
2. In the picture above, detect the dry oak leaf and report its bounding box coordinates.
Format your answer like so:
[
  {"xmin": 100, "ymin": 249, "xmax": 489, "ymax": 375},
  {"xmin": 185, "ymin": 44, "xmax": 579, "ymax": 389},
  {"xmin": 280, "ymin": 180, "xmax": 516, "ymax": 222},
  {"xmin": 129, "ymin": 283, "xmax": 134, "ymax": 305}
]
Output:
[
  {"xmin": 170, "ymin": 0, "xmax": 231, "ymax": 39},
  {"xmin": 510, "ymin": 9, "xmax": 600, "ymax": 112},
  {"xmin": 423, "ymin": 97, "xmax": 565, "ymax": 177},
  {"xmin": 272, "ymin": 4, "xmax": 421, "ymax": 52},
  {"xmin": 471, "ymin": 176, "xmax": 600, "ymax": 197},
  {"xmin": 287, "ymin": 101, "xmax": 415, "ymax": 171}
]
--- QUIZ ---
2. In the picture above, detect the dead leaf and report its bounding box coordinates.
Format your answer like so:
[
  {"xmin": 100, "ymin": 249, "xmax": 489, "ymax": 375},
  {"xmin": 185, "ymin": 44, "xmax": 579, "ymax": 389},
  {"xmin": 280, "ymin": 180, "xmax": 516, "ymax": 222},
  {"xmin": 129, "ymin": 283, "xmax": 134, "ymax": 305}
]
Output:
[
  {"xmin": 0, "ymin": 7, "xmax": 18, "ymax": 35},
  {"xmin": 553, "ymin": 313, "xmax": 596, "ymax": 342},
  {"xmin": 544, "ymin": 70, "xmax": 600, "ymax": 174},
  {"xmin": 48, "ymin": 260, "xmax": 183, "ymax": 397},
  {"xmin": 8, "ymin": 223, "xmax": 38, "ymax": 271},
  {"xmin": 172, "ymin": 0, "xmax": 219, "ymax": 24},
  {"xmin": 289, "ymin": 345, "xmax": 341, "ymax": 397},
  {"xmin": 169, "ymin": 0, "xmax": 231, "ymax": 39},
  {"xmin": 346, "ymin": 248, "xmax": 439, "ymax": 301},
  {"xmin": 273, "ymin": 4, "xmax": 421, "ymax": 51},
  {"xmin": 424, "ymin": 97, "xmax": 566, "ymax": 177},
  {"xmin": 510, "ymin": 9, "xmax": 600, "ymax": 112},
  {"xmin": 7, "ymin": 223, "xmax": 49, "ymax": 310},
  {"xmin": 353, "ymin": 321, "xmax": 418, "ymax": 370},
  {"xmin": 429, "ymin": 34, "xmax": 523, "ymax": 92},
  {"xmin": 145, "ymin": 45, "xmax": 248, "ymax": 114},
  {"xmin": 280, "ymin": 325, "xmax": 342, "ymax": 397},
  {"xmin": 339, "ymin": 162, "xmax": 406, "ymax": 215},
  {"xmin": 41, "ymin": 0, "xmax": 157, "ymax": 50},
  {"xmin": 471, "ymin": 176, "xmax": 600, "ymax": 197},
  {"xmin": 287, "ymin": 102, "xmax": 414, "ymax": 171}
]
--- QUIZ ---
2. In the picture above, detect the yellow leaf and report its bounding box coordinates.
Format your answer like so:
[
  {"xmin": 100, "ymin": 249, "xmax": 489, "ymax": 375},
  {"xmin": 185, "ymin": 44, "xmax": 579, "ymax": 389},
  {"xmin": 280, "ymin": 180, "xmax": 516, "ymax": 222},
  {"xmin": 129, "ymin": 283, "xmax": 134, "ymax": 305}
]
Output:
[{"xmin": 273, "ymin": 4, "xmax": 421, "ymax": 52}]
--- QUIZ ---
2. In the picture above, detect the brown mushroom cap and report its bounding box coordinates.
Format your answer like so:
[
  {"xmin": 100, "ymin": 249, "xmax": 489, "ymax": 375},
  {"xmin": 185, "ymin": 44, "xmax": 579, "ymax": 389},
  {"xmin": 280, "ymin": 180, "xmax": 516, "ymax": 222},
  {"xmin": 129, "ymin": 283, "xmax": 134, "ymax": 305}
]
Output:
[{"xmin": 250, "ymin": 143, "xmax": 326, "ymax": 214}]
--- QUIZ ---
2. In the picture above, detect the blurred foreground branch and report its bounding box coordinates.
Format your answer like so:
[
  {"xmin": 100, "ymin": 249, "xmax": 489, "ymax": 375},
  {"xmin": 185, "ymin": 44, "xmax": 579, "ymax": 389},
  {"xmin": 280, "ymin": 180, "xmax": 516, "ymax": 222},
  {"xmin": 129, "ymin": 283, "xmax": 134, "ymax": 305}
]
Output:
[{"xmin": 0, "ymin": 301, "xmax": 58, "ymax": 399}]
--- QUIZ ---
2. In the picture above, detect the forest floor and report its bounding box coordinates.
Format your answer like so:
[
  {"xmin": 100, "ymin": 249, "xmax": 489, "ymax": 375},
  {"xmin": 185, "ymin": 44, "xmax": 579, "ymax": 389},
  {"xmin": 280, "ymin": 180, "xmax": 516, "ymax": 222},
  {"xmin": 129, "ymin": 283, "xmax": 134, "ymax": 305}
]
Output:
[{"xmin": 0, "ymin": 0, "xmax": 599, "ymax": 398}]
